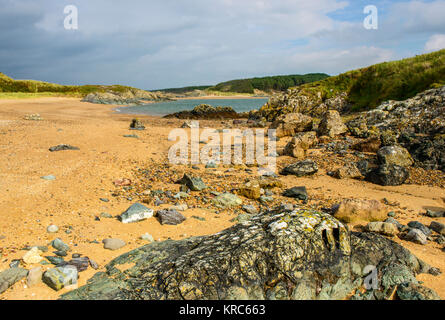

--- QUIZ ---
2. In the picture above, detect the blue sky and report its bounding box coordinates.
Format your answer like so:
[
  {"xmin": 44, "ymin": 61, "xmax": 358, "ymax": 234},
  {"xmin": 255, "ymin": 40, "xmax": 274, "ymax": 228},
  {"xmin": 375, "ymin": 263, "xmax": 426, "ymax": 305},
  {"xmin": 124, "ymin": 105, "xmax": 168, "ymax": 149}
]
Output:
[{"xmin": 1, "ymin": 0, "xmax": 445, "ymax": 90}]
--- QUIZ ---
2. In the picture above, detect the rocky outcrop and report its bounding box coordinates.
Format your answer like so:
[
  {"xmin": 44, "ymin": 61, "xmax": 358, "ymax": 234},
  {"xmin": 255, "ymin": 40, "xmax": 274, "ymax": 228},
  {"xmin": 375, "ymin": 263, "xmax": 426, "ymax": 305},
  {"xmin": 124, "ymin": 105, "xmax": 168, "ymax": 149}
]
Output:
[
  {"xmin": 82, "ymin": 89, "xmax": 167, "ymax": 105},
  {"xmin": 283, "ymin": 131, "xmax": 318, "ymax": 159},
  {"xmin": 60, "ymin": 208, "xmax": 440, "ymax": 300},
  {"xmin": 317, "ymin": 110, "xmax": 347, "ymax": 138},
  {"xmin": 164, "ymin": 104, "xmax": 240, "ymax": 120}
]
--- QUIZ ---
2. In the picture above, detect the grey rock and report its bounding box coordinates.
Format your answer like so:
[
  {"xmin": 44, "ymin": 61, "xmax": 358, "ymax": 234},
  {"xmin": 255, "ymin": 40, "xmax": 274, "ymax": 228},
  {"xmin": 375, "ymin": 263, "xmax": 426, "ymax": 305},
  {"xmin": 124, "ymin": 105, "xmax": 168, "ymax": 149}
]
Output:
[
  {"xmin": 140, "ymin": 233, "xmax": 154, "ymax": 242},
  {"xmin": 51, "ymin": 238, "xmax": 70, "ymax": 252},
  {"xmin": 282, "ymin": 186, "xmax": 308, "ymax": 201},
  {"xmin": 9, "ymin": 260, "xmax": 20, "ymax": 268},
  {"xmin": 280, "ymin": 159, "xmax": 318, "ymax": 177},
  {"xmin": 100, "ymin": 212, "xmax": 113, "ymax": 219},
  {"xmin": 407, "ymin": 221, "xmax": 432, "ymax": 237},
  {"xmin": 46, "ymin": 225, "xmax": 59, "ymax": 233},
  {"xmin": 176, "ymin": 174, "xmax": 207, "ymax": 191},
  {"xmin": 156, "ymin": 209, "xmax": 186, "ymax": 225},
  {"xmin": 0, "ymin": 268, "xmax": 28, "ymax": 294},
  {"xmin": 377, "ymin": 145, "xmax": 413, "ymax": 167},
  {"xmin": 43, "ymin": 265, "xmax": 78, "ymax": 291},
  {"xmin": 402, "ymin": 229, "xmax": 428, "ymax": 245},
  {"xmin": 54, "ymin": 250, "xmax": 68, "ymax": 257},
  {"xmin": 366, "ymin": 164, "xmax": 409, "ymax": 186},
  {"xmin": 119, "ymin": 203, "xmax": 154, "ymax": 224},
  {"xmin": 89, "ymin": 258, "xmax": 99, "ymax": 270},
  {"xmin": 430, "ymin": 221, "xmax": 445, "ymax": 236},
  {"xmin": 211, "ymin": 193, "xmax": 243, "ymax": 208},
  {"xmin": 49, "ymin": 144, "xmax": 80, "ymax": 152},
  {"xmin": 425, "ymin": 209, "xmax": 444, "ymax": 218},
  {"xmin": 242, "ymin": 205, "xmax": 258, "ymax": 215},
  {"xmin": 41, "ymin": 175, "xmax": 56, "ymax": 181},
  {"xmin": 60, "ymin": 208, "xmax": 439, "ymax": 300},
  {"xmin": 46, "ymin": 256, "xmax": 65, "ymax": 265},
  {"xmin": 103, "ymin": 239, "xmax": 126, "ymax": 250}
]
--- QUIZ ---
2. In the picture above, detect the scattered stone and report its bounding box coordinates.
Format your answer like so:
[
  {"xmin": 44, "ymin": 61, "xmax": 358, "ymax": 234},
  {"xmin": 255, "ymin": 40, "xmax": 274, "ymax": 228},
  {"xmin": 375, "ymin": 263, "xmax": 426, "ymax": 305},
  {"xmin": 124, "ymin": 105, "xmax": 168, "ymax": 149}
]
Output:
[
  {"xmin": 366, "ymin": 164, "xmax": 409, "ymax": 186},
  {"xmin": 119, "ymin": 203, "xmax": 154, "ymax": 223},
  {"xmin": 54, "ymin": 251, "xmax": 68, "ymax": 257},
  {"xmin": 283, "ymin": 131, "xmax": 318, "ymax": 159},
  {"xmin": 192, "ymin": 216, "xmax": 206, "ymax": 221},
  {"xmin": 425, "ymin": 209, "xmax": 444, "ymax": 218},
  {"xmin": 334, "ymin": 199, "xmax": 387, "ymax": 223},
  {"xmin": 140, "ymin": 233, "xmax": 154, "ymax": 242},
  {"xmin": 27, "ymin": 267, "xmax": 43, "ymax": 287},
  {"xmin": 47, "ymin": 225, "xmax": 59, "ymax": 233},
  {"xmin": 100, "ymin": 198, "xmax": 109, "ymax": 202},
  {"xmin": 23, "ymin": 247, "xmax": 44, "ymax": 264},
  {"xmin": 211, "ymin": 193, "xmax": 243, "ymax": 209},
  {"xmin": 407, "ymin": 221, "xmax": 432, "ymax": 237},
  {"xmin": 156, "ymin": 209, "xmax": 186, "ymax": 225},
  {"xmin": 9, "ymin": 260, "xmax": 20, "ymax": 268},
  {"xmin": 61, "ymin": 257, "xmax": 89, "ymax": 272},
  {"xmin": 259, "ymin": 196, "xmax": 274, "ymax": 204},
  {"xmin": 100, "ymin": 212, "xmax": 113, "ymax": 219},
  {"xmin": 366, "ymin": 222, "xmax": 399, "ymax": 237},
  {"xmin": 238, "ymin": 180, "xmax": 261, "ymax": 200},
  {"xmin": 89, "ymin": 258, "xmax": 99, "ymax": 270},
  {"xmin": 123, "ymin": 134, "xmax": 139, "ymax": 138},
  {"xmin": 170, "ymin": 204, "xmax": 188, "ymax": 211},
  {"xmin": 41, "ymin": 175, "xmax": 56, "ymax": 181},
  {"xmin": 280, "ymin": 159, "xmax": 318, "ymax": 177},
  {"xmin": 72, "ymin": 254, "xmax": 82, "ymax": 258},
  {"xmin": 129, "ymin": 119, "xmax": 145, "ymax": 130},
  {"xmin": 257, "ymin": 176, "xmax": 283, "ymax": 189},
  {"xmin": 46, "ymin": 256, "xmax": 65, "ymax": 265},
  {"xmin": 387, "ymin": 211, "xmax": 396, "ymax": 217},
  {"xmin": 317, "ymin": 110, "xmax": 347, "ymax": 137},
  {"xmin": 51, "ymin": 238, "xmax": 70, "ymax": 252},
  {"xmin": 0, "ymin": 268, "xmax": 28, "ymax": 294},
  {"xmin": 430, "ymin": 221, "xmax": 445, "ymax": 236},
  {"xmin": 333, "ymin": 163, "xmax": 363, "ymax": 179},
  {"xmin": 242, "ymin": 205, "xmax": 258, "ymax": 215},
  {"xmin": 282, "ymin": 187, "xmax": 308, "ymax": 201},
  {"xmin": 42, "ymin": 265, "xmax": 78, "ymax": 291},
  {"xmin": 377, "ymin": 145, "xmax": 414, "ymax": 167},
  {"xmin": 269, "ymin": 113, "xmax": 313, "ymax": 138},
  {"xmin": 401, "ymin": 229, "xmax": 428, "ymax": 245},
  {"xmin": 176, "ymin": 174, "xmax": 207, "ymax": 191},
  {"xmin": 103, "ymin": 239, "xmax": 126, "ymax": 250},
  {"xmin": 174, "ymin": 192, "xmax": 190, "ymax": 200},
  {"xmin": 49, "ymin": 144, "xmax": 80, "ymax": 152},
  {"xmin": 385, "ymin": 217, "xmax": 406, "ymax": 231},
  {"xmin": 24, "ymin": 113, "xmax": 43, "ymax": 121}
]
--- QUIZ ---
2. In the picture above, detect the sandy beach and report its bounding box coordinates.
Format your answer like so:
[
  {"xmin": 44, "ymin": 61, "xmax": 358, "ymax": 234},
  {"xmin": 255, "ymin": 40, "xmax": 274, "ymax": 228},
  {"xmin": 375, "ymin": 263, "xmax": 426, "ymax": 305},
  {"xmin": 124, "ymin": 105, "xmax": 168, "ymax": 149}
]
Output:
[{"xmin": 0, "ymin": 97, "xmax": 444, "ymax": 300}]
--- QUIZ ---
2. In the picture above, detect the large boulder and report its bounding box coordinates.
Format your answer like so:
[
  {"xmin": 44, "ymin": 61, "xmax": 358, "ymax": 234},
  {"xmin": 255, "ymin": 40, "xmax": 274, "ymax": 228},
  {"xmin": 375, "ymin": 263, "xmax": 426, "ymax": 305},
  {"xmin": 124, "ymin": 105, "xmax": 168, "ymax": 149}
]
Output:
[
  {"xmin": 334, "ymin": 199, "xmax": 387, "ymax": 223},
  {"xmin": 283, "ymin": 131, "xmax": 318, "ymax": 159},
  {"xmin": 377, "ymin": 145, "xmax": 413, "ymax": 167},
  {"xmin": 269, "ymin": 113, "xmax": 313, "ymax": 138},
  {"xmin": 317, "ymin": 110, "xmax": 347, "ymax": 138},
  {"xmin": 366, "ymin": 164, "xmax": 410, "ymax": 186},
  {"xmin": 60, "ymin": 208, "xmax": 440, "ymax": 300}
]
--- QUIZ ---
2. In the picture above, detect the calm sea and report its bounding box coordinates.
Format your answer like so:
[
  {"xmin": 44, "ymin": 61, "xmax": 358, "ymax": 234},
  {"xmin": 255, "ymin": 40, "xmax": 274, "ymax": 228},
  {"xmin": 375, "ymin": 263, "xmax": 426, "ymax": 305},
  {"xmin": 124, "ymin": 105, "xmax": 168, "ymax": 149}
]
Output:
[{"xmin": 114, "ymin": 98, "xmax": 269, "ymax": 116}]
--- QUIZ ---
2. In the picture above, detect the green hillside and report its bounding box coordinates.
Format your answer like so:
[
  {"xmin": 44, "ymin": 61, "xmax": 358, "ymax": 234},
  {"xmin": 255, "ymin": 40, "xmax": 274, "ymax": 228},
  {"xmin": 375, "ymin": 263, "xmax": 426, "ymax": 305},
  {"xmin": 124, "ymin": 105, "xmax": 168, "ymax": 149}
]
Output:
[
  {"xmin": 296, "ymin": 49, "xmax": 445, "ymax": 111},
  {"xmin": 210, "ymin": 73, "xmax": 330, "ymax": 93}
]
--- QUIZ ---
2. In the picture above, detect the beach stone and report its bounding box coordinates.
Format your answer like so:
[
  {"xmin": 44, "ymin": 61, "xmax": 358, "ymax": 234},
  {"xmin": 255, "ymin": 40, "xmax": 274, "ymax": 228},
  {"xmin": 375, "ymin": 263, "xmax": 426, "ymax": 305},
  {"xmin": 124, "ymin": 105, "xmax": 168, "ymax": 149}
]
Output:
[
  {"xmin": 100, "ymin": 212, "xmax": 113, "ymax": 219},
  {"xmin": 333, "ymin": 163, "xmax": 363, "ymax": 179},
  {"xmin": 140, "ymin": 233, "xmax": 154, "ymax": 242},
  {"xmin": 430, "ymin": 221, "xmax": 445, "ymax": 236},
  {"xmin": 377, "ymin": 145, "xmax": 414, "ymax": 167},
  {"xmin": 212, "ymin": 193, "xmax": 243, "ymax": 208},
  {"xmin": 170, "ymin": 204, "xmax": 188, "ymax": 211},
  {"xmin": 402, "ymin": 229, "xmax": 428, "ymax": 245},
  {"xmin": 407, "ymin": 221, "xmax": 432, "ymax": 237},
  {"xmin": 366, "ymin": 222, "xmax": 399, "ymax": 237},
  {"xmin": 49, "ymin": 144, "xmax": 80, "ymax": 152},
  {"xmin": 119, "ymin": 203, "xmax": 154, "ymax": 223},
  {"xmin": 283, "ymin": 131, "xmax": 318, "ymax": 159},
  {"xmin": 242, "ymin": 205, "xmax": 258, "ymax": 215},
  {"xmin": 27, "ymin": 267, "xmax": 43, "ymax": 287},
  {"xmin": 238, "ymin": 180, "xmax": 261, "ymax": 200},
  {"xmin": 282, "ymin": 187, "xmax": 308, "ymax": 201},
  {"xmin": 23, "ymin": 247, "xmax": 44, "ymax": 264},
  {"xmin": 280, "ymin": 159, "xmax": 318, "ymax": 177},
  {"xmin": 103, "ymin": 239, "xmax": 126, "ymax": 250},
  {"xmin": 54, "ymin": 250, "xmax": 68, "ymax": 257},
  {"xmin": 43, "ymin": 266, "xmax": 78, "ymax": 291},
  {"xmin": 47, "ymin": 225, "xmax": 59, "ymax": 233},
  {"xmin": 425, "ymin": 209, "xmax": 444, "ymax": 218},
  {"xmin": 257, "ymin": 176, "xmax": 283, "ymax": 189},
  {"xmin": 129, "ymin": 119, "xmax": 145, "ymax": 130},
  {"xmin": 51, "ymin": 238, "xmax": 70, "ymax": 252},
  {"xmin": 61, "ymin": 208, "xmax": 439, "ymax": 300},
  {"xmin": 89, "ymin": 258, "xmax": 99, "ymax": 270},
  {"xmin": 176, "ymin": 174, "xmax": 207, "ymax": 191},
  {"xmin": 46, "ymin": 256, "xmax": 65, "ymax": 265},
  {"xmin": 156, "ymin": 209, "xmax": 186, "ymax": 225},
  {"xmin": 41, "ymin": 175, "xmax": 56, "ymax": 181},
  {"xmin": 334, "ymin": 199, "xmax": 386, "ymax": 223},
  {"xmin": 0, "ymin": 268, "xmax": 28, "ymax": 294},
  {"xmin": 269, "ymin": 112, "xmax": 313, "ymax": 138},
  {"xmin": 317, "ymin": 110, "xmax": 347, "ymax": 138},
  {"xmin": 366, "ymin": 164, "xmax": 409, "ymax": 186},
  {"xmin": 61, "ymin": 257, "xmax": 90, "ymax": 272},
  {"xmin": 385, "ymin": 218, "xmax": 405, "ymax": 231}
]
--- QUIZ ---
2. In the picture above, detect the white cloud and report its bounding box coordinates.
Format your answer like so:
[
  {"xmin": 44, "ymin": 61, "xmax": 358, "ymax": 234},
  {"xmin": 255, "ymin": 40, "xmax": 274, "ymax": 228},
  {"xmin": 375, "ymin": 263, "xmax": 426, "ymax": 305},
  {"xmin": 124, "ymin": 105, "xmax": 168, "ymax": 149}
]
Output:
[{"xmin": 425, "ymin": 34, "xmax": 445, "ymax": 52}]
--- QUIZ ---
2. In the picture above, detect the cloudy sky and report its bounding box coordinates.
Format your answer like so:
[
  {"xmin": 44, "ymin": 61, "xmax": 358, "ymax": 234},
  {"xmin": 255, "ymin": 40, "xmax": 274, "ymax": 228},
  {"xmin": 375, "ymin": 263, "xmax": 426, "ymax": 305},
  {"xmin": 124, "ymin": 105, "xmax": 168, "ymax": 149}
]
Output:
[{"xmin": 1, "ymin": 0, "xmax": 445, "ymax": 90}]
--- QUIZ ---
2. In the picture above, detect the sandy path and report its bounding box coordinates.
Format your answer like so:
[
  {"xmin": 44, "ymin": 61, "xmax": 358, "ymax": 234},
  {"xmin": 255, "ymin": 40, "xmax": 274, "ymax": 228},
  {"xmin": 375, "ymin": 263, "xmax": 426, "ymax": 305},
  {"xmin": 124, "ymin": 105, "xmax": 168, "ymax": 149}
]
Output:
[{"xmin": 0, "ymin": 97, "xmax": 443, "ymax": 299}]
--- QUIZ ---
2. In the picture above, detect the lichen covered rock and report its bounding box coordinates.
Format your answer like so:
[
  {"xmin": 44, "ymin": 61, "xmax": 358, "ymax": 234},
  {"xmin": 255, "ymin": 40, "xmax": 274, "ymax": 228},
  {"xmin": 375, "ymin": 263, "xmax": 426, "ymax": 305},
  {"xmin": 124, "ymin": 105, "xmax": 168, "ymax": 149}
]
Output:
[{"xmin": 60, "ymin": 209, "xmax": 440, "ymax": 300}]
